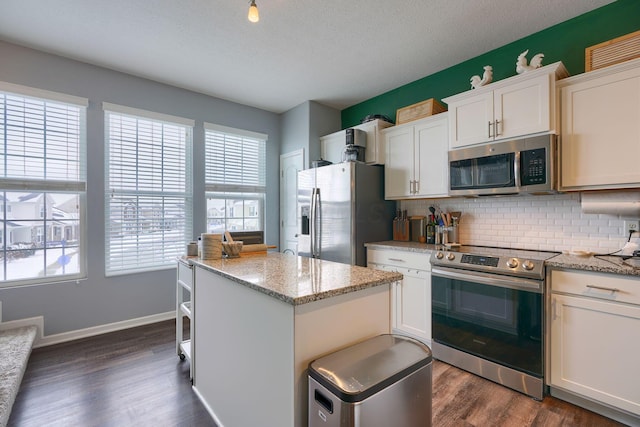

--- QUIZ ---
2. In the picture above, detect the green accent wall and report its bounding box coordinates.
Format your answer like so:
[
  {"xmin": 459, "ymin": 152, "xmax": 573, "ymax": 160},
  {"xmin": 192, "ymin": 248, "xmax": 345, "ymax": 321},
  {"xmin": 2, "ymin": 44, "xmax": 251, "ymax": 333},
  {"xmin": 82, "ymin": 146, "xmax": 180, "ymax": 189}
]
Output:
[{"xmin": 341, "ymin": 0, "xmax": 640, "ymax": 128}]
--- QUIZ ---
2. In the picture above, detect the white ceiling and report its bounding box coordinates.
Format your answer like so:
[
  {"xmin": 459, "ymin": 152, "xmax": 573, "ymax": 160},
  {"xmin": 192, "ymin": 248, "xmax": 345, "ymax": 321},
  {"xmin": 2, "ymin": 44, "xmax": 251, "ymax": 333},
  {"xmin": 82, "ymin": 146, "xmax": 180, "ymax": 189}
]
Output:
[{"xmin": 0, "ymin": 0, "xmax": 614, "ymax": 114}]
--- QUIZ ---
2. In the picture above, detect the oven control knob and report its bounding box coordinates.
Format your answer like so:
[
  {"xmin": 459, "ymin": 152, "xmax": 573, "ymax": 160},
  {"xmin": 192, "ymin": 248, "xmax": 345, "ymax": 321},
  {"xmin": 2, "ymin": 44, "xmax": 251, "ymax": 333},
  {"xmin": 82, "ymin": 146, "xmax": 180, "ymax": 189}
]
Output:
[
  {"xmin": 435, "ymin": 251, "xmax": 444, "ymax": 260},
  {"xmin": 446, "ymin": 252, "xmax": 456, "ymax": 261},
  {"xmin": 506, "ymin": 258, "xmax": 519, "ymax": 269},
  {"xmin": 522, "ymin": 260, "xmax": 535, "ymax": 271}
]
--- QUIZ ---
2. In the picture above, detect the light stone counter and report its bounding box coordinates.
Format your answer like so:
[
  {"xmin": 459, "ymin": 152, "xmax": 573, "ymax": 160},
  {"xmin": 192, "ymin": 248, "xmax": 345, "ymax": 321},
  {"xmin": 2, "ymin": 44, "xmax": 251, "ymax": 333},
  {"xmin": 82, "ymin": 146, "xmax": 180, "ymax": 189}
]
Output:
[
  {"xmin": 186, "ymin": 252, "xmax": 402, "ymax": 305},
  {"xmin": 365, "ymin": 240, "xmax": 437, "ymax": 254},
  {"xmin": 546, "ymin": 253, "xmax": 640, "ymax": 277},
  {"xmin": 367, "ymin": 241, "xmax": 640, "ymax": 278}
]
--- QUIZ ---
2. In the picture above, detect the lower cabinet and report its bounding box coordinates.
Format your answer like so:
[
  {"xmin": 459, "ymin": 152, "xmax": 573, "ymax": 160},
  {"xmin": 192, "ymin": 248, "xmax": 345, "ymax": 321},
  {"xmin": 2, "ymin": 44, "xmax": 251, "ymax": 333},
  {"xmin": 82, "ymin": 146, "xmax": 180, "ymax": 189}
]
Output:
[
  {"xmin": 367, "ymin": 248, "xmax": 432, "ymax": 345},
  {"xmin": 549, "ymin": 269, "xmax": 640, "ymax": 419}
]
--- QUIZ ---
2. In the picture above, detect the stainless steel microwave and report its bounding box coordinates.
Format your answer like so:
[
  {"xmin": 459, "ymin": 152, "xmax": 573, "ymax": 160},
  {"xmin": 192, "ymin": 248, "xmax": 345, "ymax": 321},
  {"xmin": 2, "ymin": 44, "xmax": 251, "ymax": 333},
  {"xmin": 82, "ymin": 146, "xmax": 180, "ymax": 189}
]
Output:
[{"xmin": 448, "ymin": 134, "xmax": 556, "ymax": 196}]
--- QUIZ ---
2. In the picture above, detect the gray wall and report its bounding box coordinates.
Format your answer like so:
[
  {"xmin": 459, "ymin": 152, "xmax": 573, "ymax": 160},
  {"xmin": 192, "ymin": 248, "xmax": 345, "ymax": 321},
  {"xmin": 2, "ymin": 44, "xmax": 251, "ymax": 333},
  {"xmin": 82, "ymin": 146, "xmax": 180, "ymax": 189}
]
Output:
[
  {"xmin": 0, "ymin": 40, "xmax": 281, "ymax": 335},
  {"xmin": 280, "ymin": 100, "xmax": 340, "ymax": 167}
]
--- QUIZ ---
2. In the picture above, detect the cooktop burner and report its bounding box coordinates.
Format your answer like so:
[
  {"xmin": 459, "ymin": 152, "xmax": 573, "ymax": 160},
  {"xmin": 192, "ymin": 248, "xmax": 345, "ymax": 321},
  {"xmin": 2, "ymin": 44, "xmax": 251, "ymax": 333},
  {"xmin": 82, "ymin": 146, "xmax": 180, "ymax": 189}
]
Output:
[{"xmin": 430, "ymin": 245, "xmax": 560, "ymax": 279}]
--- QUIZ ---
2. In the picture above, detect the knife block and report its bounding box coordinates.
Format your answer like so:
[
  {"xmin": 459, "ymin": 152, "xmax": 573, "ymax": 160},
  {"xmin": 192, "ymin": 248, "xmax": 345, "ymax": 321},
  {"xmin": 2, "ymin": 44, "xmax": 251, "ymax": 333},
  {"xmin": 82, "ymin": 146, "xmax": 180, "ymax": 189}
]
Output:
[{"xmin": 393, "ymin": 218, "xmax": 410, "ymax": 241}]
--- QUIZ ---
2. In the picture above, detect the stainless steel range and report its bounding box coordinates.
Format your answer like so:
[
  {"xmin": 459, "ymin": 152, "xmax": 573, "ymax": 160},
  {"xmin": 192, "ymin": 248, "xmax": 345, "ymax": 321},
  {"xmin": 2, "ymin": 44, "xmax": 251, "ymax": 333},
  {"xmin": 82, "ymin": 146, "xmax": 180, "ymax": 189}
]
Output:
[{"xmin": 430, "ymin": 245, "xmax": 559, "ymax": 400}]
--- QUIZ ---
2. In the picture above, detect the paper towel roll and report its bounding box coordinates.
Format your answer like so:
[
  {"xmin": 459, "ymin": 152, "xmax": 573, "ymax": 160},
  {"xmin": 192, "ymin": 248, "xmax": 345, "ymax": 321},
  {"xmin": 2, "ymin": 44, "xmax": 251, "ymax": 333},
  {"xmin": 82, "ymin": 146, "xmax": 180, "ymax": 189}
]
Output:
[{"xmin": 581, "ymin": 191, "xmax": 640, "ymax": 217}]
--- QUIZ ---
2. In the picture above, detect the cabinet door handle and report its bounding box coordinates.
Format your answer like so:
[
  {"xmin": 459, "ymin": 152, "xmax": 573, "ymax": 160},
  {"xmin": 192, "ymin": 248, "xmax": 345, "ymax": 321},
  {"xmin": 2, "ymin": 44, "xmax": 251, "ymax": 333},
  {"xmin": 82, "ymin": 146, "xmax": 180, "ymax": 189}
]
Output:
[
  {"xmin": 387, "ymin": 258, "xmax": 405, "ymax": 262},
  {"xmin": 488, "ymin": 121, "xmax": 493, "ymax": 138},
  {"xmin": 586, "ymin": 284, "xmax": 620, "ymax": 294},
  {"xmin": 414, "ymin": 180, "xmax": 419, "ymax": 194},
  {"xmin": 494, "ymin": 119, "xmax": 501, "ymax": 136}
]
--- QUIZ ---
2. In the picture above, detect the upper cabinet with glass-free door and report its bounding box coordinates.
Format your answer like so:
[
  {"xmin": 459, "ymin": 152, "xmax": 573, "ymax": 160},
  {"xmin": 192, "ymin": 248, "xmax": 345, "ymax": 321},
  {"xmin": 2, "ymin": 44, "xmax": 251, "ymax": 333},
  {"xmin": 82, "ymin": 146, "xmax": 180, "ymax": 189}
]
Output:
[
  {"xmin": 320, "ymin": 119, "xmax": 393, "ymax": 165},
  {"xmin": 444, "ymin": 62, "xmax": 568, "ymax": 149},
  {"xmin": 384, "ymin": 113, "xmax": 448, "ymax": 199},
  {"xmin": 558, "ymin": 58, "xmax": 640, "ymax": 191}
]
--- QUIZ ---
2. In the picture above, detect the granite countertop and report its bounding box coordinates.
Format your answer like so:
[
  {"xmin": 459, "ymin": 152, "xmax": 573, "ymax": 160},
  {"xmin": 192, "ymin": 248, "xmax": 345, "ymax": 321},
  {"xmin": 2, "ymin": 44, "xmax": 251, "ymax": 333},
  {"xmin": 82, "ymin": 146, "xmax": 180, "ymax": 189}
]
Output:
[
  {"xmin": 546, "ymin": 253, "xmax": 640, "ymax": 277},
  {"xmin": 365, "ymin": 241, "xmax": 437, "ymax": 253},
  {"xmin": 366, "ymin": 241, "xmax": 640, "ymax": 277},
  {"xmin": 184, "ymin": 253, "xmax": 402, "ymax": 306}
]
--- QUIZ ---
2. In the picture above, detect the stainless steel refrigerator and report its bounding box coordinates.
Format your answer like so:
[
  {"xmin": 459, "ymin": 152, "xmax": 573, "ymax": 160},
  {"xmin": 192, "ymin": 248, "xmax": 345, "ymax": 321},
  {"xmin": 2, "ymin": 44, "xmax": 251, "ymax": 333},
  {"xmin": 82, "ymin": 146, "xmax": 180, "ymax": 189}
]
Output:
[{"xmin": 297, "ymin": 162, "xmax": 395, "ymax": 266}]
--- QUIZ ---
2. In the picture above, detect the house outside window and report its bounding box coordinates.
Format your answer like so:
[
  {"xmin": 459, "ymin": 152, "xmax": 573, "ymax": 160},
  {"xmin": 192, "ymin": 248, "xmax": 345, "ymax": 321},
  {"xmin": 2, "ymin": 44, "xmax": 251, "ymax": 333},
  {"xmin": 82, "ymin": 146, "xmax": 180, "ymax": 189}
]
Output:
[
  {"xmin": 204, "ymin": 123, "xmax": 266, "ymax": 234},
  {"xmin": 0, "ymin": 82, "xmax": 87, "ymax": 287},
  {"xmin": 104, "ymin": 103, "xmax": 193, "ymax": 275}
]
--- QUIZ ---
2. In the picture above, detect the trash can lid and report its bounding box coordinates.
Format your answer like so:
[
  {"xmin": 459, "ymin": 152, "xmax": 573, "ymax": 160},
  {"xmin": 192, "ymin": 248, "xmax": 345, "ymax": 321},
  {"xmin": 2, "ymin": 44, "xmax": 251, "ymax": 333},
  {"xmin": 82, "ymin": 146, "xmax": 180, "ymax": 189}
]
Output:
[{"xmin": 308, "ymin": 334, "xmax": 432, "ymax": 403}]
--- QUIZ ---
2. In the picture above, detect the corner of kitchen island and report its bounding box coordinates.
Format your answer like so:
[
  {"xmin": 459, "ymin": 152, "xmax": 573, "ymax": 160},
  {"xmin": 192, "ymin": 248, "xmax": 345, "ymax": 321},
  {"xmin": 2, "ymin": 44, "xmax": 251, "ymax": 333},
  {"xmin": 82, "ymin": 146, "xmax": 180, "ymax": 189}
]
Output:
[{"xmin": 185, "ymin": 252, "xmax": 402, "ymax": 427}]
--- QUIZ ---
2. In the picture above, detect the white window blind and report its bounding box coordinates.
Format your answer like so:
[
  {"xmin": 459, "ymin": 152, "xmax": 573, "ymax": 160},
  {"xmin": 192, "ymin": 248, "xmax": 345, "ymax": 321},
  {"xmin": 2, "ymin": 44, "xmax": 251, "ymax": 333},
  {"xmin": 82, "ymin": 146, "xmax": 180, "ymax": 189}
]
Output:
[
  {"xmin": 0, "ymin": 84, "xmax": 87, "ymax": 287},
  {"xmin": 204, "ymin": 124, "xmax": 266, "ymax": 233},
  {"xmin": 105, "ymin": 106, "xmax": 193, "ymax": 275}
]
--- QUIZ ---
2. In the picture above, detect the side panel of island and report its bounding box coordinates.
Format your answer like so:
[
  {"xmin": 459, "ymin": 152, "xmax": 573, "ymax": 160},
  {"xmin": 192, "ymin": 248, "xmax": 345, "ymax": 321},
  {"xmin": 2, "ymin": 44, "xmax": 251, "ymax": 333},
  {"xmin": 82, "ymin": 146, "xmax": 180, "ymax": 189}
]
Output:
[{"xmin": 192, "ymin": 264, "xmax": 391, "ymax": 427}]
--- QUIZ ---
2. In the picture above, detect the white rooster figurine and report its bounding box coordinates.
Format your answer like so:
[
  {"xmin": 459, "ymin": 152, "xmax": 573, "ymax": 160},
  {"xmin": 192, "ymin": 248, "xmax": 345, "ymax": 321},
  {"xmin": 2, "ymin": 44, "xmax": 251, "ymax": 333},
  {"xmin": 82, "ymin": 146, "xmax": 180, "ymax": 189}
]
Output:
[
  {"xmin": 516, "ymin": 49, "xmax": 544, "ymax": 74},
  {"xmin": 470, "ymin": 66, "xmax": 493, "ymax": 89}
]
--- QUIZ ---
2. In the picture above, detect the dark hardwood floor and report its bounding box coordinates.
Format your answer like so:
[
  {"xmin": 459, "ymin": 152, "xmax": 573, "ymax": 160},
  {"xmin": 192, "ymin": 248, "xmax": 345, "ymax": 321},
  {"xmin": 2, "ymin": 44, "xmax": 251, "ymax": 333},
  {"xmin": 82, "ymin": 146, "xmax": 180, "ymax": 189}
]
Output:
[{"xmin": 9, "ymin": 320, "xmax": 625, "ymax": 427}]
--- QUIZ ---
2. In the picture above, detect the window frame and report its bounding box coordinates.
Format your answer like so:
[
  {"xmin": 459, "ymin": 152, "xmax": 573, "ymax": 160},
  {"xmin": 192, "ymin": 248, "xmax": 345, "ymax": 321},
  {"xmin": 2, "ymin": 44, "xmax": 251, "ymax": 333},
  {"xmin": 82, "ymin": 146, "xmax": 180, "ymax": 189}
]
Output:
[
  {"xmin": 103, "ymin": 103, "xmax": 194, "ymax": 276},
  {"xmin": 204, "ymin": 123, "xmax": 267, "ymax": 234},
  {"xmin": 0, "ymin": 81, "xmax": 88, "ymax": 288}
]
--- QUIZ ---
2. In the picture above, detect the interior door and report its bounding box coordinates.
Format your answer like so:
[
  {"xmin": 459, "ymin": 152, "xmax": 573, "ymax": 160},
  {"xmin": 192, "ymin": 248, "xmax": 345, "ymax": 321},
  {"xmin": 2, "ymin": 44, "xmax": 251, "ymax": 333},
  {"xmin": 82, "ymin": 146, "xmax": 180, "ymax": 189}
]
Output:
[{"xmin": 280, "ymin": 149, "xmax": 304, "ymax": 254}]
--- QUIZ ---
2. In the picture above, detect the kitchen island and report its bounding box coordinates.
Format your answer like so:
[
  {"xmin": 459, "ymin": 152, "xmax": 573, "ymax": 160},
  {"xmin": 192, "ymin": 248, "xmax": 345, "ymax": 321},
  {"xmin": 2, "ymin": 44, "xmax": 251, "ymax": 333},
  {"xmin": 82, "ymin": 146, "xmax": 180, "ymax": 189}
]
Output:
[{"xmin": 186, "ymin": 252, "xmax": 402, "ymax": 427}]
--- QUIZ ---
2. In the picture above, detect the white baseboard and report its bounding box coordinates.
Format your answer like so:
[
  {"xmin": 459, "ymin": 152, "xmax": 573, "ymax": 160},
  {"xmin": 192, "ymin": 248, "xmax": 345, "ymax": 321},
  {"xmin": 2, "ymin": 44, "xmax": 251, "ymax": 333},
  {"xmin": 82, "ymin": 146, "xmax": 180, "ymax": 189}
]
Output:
[
  {"xmin": 193, "ymin": 386, "xmax": 225, "ymax": 427},
  {"xmin": 35, "ymin": 311, "xmax": 175, "ymax": 348}
]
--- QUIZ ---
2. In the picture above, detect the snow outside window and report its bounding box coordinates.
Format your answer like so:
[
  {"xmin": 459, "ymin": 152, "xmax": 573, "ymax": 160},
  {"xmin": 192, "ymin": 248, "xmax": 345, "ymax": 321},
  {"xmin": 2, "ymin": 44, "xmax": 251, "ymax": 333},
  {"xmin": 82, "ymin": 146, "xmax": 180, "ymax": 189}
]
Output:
[
  {"xmin": 104, "ymin": 104, "xmax": 193, "ymax": 275},
  {"xmin": 0, "ymin": 83, "xmax": 87, "ymax": 287},
  {"xmin": 204, "ymin": 123, "xmax": 266, "ymax": 234}
]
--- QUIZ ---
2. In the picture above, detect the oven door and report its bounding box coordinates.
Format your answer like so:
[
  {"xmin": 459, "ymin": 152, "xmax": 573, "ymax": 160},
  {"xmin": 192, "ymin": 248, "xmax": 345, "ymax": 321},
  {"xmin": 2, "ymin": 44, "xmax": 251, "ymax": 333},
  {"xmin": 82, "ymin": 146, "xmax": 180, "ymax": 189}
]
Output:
[{"xmin": 431, "ymin": 266, "xmax": 543, "ymax": 377}]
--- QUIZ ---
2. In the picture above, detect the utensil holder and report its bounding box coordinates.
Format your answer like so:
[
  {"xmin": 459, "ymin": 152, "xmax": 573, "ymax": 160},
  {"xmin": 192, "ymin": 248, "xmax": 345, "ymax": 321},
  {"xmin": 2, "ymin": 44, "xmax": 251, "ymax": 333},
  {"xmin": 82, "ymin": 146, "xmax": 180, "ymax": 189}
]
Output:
[{"xmin": 449, "ymin": 225, "xmax": 459, "ymax": 244}]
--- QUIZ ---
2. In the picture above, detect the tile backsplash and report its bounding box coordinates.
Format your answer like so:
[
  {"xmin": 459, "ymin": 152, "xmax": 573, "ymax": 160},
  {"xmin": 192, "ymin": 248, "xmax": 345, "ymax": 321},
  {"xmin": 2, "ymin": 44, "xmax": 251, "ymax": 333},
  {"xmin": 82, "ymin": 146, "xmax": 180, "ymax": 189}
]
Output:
[{"xmin": 400, "ymin": 193, "xmax": 639, "ymax": 254}]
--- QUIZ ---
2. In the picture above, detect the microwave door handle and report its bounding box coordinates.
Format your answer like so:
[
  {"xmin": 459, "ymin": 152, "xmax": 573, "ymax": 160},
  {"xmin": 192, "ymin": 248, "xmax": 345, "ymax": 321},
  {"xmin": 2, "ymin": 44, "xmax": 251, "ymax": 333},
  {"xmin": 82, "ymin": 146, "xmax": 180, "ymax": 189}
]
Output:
[{"xmin": 514, "ymin": 151, "xmax": 522, "ymax": 189}]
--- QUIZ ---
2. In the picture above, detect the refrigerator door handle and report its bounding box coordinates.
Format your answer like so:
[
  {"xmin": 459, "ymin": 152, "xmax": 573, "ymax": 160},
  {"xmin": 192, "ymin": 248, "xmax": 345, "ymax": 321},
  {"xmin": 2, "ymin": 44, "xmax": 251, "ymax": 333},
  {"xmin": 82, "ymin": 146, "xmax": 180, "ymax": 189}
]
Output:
[
  {"xmin": 310, "ymin": 188, "xmax": 320, "ymax": 258},
  {"xmin": 315, "ymin": 188, "xmax": 321, "ymax": 259}
]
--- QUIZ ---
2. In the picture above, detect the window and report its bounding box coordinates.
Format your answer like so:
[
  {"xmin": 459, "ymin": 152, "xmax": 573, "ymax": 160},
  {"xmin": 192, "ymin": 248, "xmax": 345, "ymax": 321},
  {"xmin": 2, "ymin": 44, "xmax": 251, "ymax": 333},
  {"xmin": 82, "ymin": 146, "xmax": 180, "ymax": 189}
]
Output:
[
  {"xmin": 0, "ymin": 82, "xmax": 87, "ymax": 287},
  {"xmin": 204, "ymin": 123, "xmax": 266, "ymax": 234},
  {"xmin": 104, "ymin": 103, "xmax": 193, "ymax": 275}
]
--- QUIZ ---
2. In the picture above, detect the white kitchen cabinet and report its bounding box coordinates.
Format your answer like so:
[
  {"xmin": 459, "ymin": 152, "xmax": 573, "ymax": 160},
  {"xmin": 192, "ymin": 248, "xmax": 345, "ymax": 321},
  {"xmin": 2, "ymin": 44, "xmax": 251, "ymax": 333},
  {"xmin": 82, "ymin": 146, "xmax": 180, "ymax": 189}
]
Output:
[
  {"xmin": 558, "ymin": 58, "xmax": 640, "ymax": 191},
  {"xmin": 319, "ymin": 119, "xmax": 393, "ymax": 165},
  {"xmin": 367, "ymin": 248, "xmax": 432, "ymax": 345},
  {"xmin": 549, "ymin": 269, "xmax": 640, "ymax": 418},
  {"xmin": 176, "ymin": 259, "xmax": 194, "ymax": 380},
  {"xmin": 319, "ymin": 131, "xmax": 344, "ymax": 164},
  {"xmin": 444, "ymin": 62, "xmax": 568, "ymax": 149},
  {"xmin": 384, "ymin": 113, "xmax": 448, "ymax": 199}
]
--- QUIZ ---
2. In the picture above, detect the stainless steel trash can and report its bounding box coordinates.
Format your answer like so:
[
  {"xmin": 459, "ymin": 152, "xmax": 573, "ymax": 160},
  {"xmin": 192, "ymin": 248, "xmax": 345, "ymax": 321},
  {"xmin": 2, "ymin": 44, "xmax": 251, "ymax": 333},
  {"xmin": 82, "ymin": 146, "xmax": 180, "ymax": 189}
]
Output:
[{"xmin": 308, "ymin": 334, "xmax": 432, "ymax": 427}]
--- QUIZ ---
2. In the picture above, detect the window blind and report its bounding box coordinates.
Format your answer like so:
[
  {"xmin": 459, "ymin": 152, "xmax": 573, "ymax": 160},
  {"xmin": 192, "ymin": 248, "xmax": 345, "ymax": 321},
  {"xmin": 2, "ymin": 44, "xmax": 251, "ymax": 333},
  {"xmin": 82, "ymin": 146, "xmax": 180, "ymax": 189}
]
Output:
[
  {"xmin": 204, "ymin": 124, "xmax": 266, "ymax": 234},
  {"xmin": 204, "ymin": 125, "xmax": 266, "ymax": 193},
  {"xmin": 105, "ymin": 107, "xmax": 192, "ymax": 275},
  {"xmin": 0, "ymin": 85, "xmax": 87, "ymax": 286}
]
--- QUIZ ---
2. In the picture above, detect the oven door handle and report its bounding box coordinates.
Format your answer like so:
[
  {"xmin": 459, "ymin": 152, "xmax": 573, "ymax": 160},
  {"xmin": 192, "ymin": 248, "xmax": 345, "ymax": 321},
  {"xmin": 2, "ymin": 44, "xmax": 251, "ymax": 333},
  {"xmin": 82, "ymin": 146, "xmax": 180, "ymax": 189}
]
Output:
[{"xmin": 431, "ymin": 266, "xmax": 543, "ymax": 293}]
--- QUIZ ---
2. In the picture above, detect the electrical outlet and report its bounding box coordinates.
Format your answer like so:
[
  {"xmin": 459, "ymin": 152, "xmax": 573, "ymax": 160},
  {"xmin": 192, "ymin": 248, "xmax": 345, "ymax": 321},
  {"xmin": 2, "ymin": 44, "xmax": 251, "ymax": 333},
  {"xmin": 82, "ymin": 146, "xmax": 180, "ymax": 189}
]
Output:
[{"xmin": 623, "ymin": 220, "xmax": 640, "ymax": 236}]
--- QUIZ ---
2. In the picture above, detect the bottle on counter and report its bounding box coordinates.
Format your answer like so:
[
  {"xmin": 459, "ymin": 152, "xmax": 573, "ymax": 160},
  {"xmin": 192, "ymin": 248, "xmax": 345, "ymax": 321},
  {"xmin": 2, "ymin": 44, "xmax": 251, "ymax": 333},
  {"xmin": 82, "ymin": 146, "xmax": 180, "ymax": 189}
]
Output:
[{"xmin": 426, "ymin": 214, "xmax": 436, "ymax": 244}]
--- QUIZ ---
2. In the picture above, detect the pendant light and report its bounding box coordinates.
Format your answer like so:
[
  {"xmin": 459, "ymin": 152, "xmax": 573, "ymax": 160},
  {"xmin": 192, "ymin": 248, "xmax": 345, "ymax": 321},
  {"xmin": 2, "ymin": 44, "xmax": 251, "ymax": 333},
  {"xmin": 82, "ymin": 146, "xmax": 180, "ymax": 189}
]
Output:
[{"xmin": 248, "ymin": 0, "xmax": 259, "ymax": 23}]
